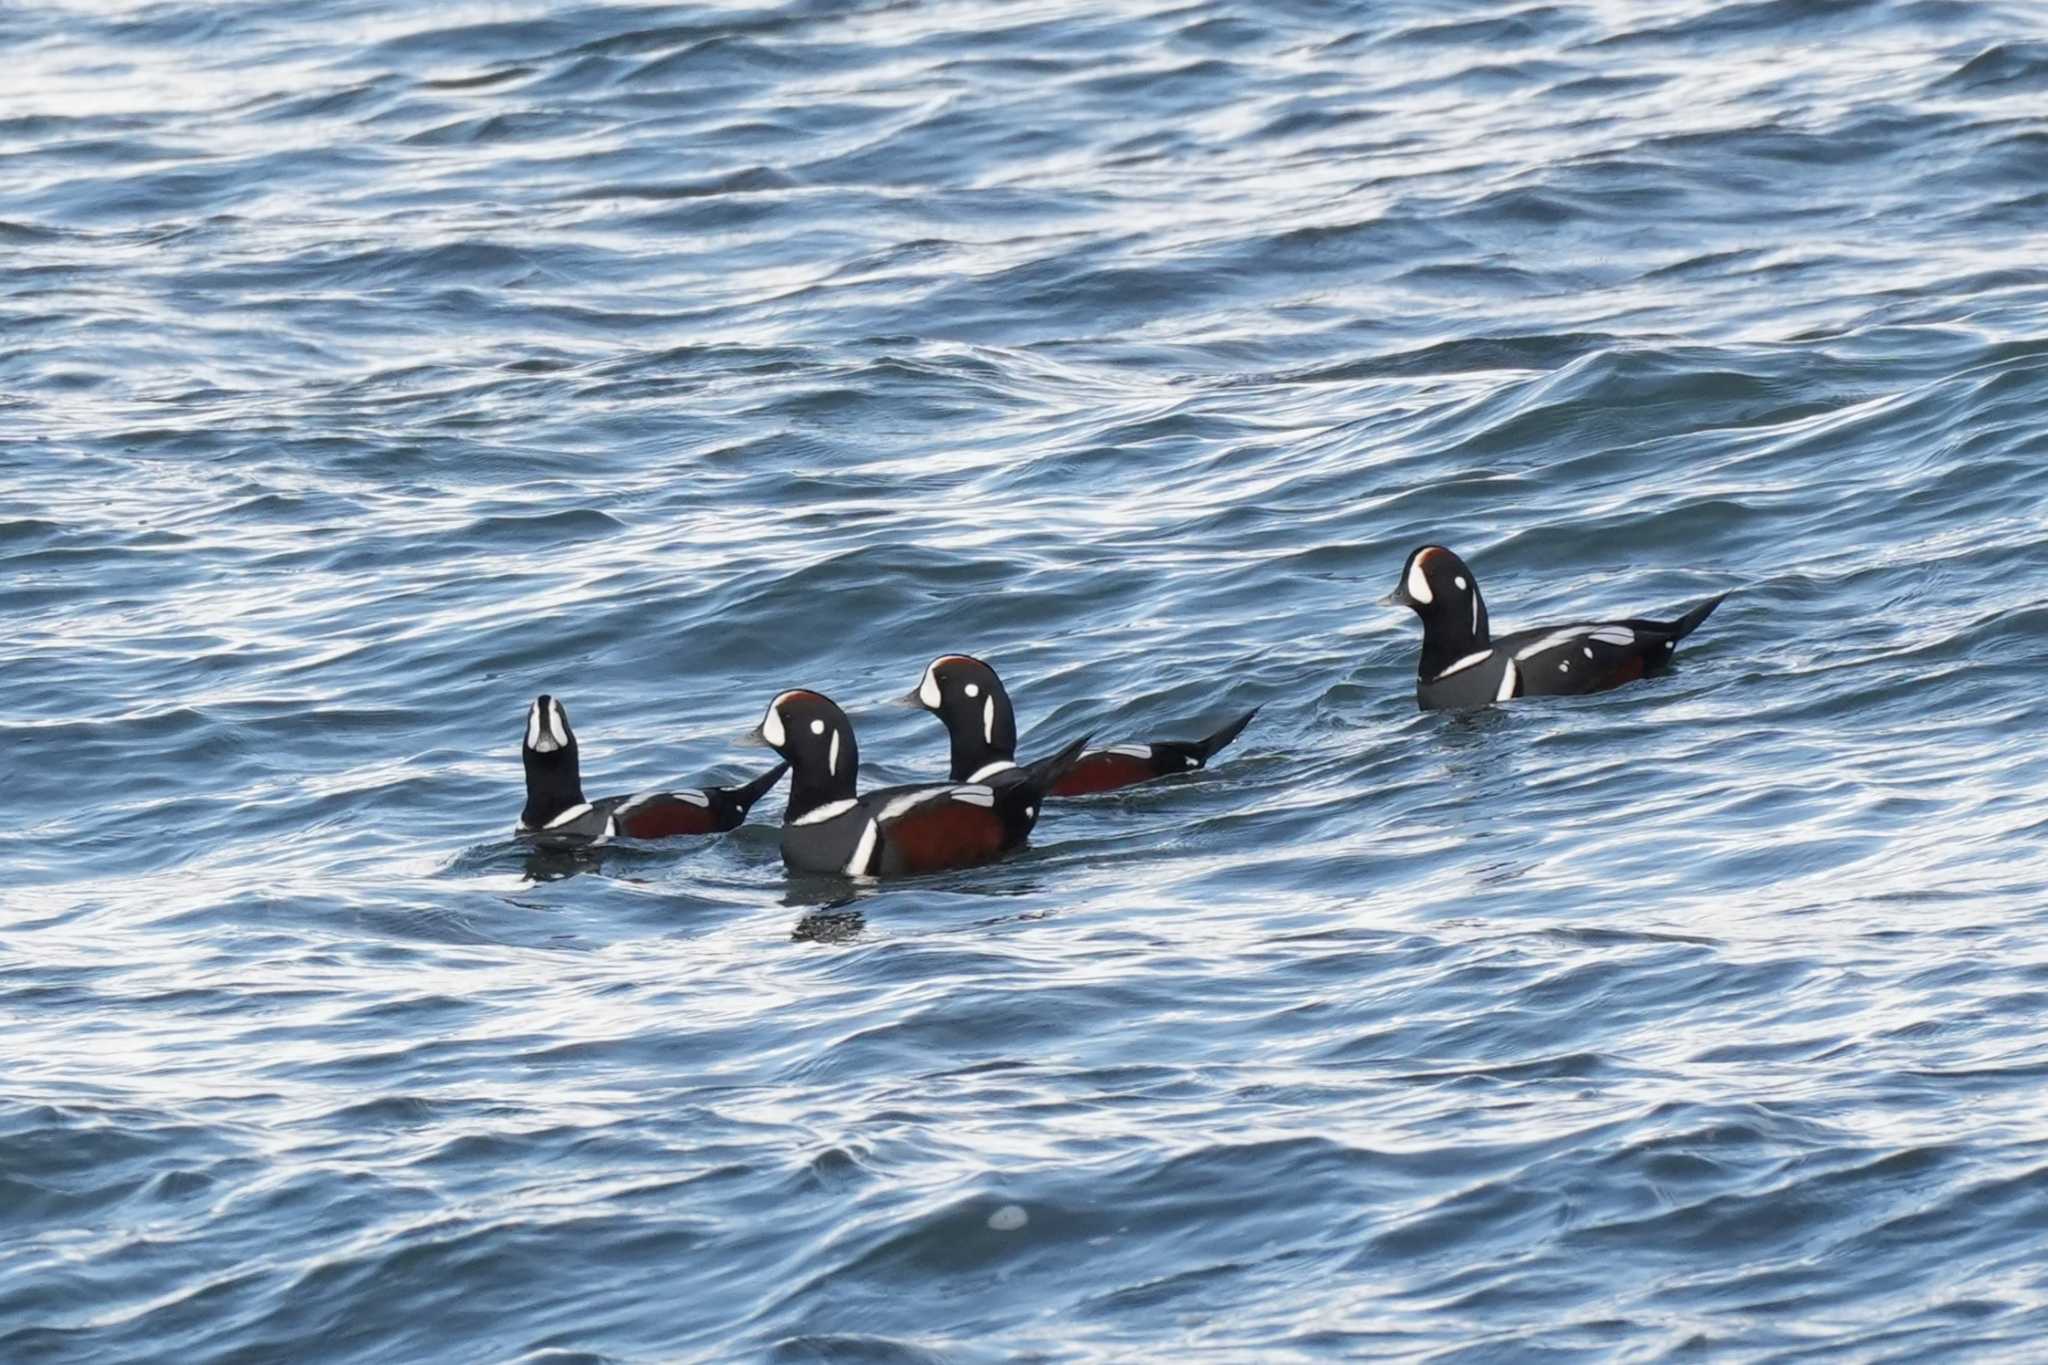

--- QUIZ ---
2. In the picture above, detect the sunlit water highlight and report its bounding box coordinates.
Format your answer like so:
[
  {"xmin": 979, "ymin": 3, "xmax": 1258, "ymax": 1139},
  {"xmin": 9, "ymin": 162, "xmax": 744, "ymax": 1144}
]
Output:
[{"xmin": 6, "ymin": 0, "xmax": 2048, "ymax": 1358}]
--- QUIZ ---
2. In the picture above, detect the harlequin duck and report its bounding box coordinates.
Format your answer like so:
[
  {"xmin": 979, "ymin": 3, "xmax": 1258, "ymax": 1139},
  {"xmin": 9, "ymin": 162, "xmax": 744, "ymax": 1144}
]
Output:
[
  {"xmin": 754, "ymin": 688, "xmax": 1088, "ymax": 877},
  {"xmin": 518, "ymin": 694, "xmax": 787, "ymax": 841},
  {"xmin": 1383, "ymin": 546, "xmax": 1727, "ymax": 710},
  {"xmin": 911, "ymin": 654, "xmax": 1257, "ymax": 796}
]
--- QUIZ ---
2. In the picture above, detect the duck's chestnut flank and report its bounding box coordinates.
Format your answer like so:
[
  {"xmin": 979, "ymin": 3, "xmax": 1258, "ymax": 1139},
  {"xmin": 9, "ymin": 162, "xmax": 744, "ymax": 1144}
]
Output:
[
  {"xmin": 755, "ymin": 687, "xmax": 1086, "ymax": 877},
  {"xmin": 517, "ymin": 694, "xmax": 786, "ymax": 844},
  {"xmin": 1384, "ymin": 545, "xmax": 1727, "ymax": 711},
  {"xmin": 910, "ymin": 653, "xmax": 1257, "ymax": 796}
]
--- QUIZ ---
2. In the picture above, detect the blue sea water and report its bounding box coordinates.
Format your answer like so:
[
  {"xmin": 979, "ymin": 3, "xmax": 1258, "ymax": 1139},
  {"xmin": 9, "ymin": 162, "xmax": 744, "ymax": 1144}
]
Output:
[{"xmin": 6, "ymin": 0, "xmax": 2048, "ymax": 1358}]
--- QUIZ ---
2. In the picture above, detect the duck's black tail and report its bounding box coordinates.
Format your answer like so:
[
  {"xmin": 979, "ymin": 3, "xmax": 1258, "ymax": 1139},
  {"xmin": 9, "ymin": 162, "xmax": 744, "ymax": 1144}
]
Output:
[
  {"xmin": 1020, "ymin": 733, "xmax": 1092, "ymax": 796},
  {"xmin": 724, "ymin": 761, "xmax": 790, "ymax": 816},
  {"xmin": 1662, "ymin": 592, "xmax": 1729, "ymax": 643},
  {"xmin": 1191, "ymin": 706, "xmax": 1260, "ymax": 764}
]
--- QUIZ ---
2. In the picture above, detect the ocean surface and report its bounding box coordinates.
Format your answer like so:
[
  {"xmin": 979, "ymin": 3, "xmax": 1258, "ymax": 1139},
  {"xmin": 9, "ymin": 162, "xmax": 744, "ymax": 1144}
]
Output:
[{"xmin": 6, "ymin": 0, "xmax": 2048, "ymax": 1359}]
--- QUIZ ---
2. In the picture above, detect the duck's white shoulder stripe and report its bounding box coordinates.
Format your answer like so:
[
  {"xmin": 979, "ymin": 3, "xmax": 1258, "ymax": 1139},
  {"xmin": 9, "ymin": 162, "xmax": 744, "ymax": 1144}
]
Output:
[
  {"xmin": 544, "ymin": 802, "xmax": 594, "ymax": 829},
  {"xmin": 793, "ymin": 798, "xmax": 857, "ymax": 826},
  {"xmin": 1513, "ymin": 628, "xmax": 1588, "ymax": 661},
  {"xmin": 875, "ymin": 786, "xmax": 957, "ymax": 823},
  {"xmin": 1435, "ymin": 648, "xmax": 1493, "ymax": 679}
]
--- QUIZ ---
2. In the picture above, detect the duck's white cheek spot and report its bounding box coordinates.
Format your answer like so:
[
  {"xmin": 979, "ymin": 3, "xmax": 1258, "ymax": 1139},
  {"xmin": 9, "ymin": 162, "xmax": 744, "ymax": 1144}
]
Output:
[
  {"xmin": 809, "ymin": 718, "xmax": 826, "ymax": 736},
  {"xmin": 1454, "ymin": 575, "xmax": 1467, "ymax": 590},
  {"xmin": 828, "ymin": 727, "xmax": 841, "ymax": 776},
  {"xmin": 1406, "ymin": 557, "xmax": 1434, "ymax": 605},
  {"xmin": 918, "ymin": 665, "xmax": 942, "ymax": 710},
  {"xmin": 964, "ymin": 682, "xmax": 980, "ymax": 698},
  {"xmin": 1025, "ymin": 806, "xmax": 1035, "ymax": 819}
]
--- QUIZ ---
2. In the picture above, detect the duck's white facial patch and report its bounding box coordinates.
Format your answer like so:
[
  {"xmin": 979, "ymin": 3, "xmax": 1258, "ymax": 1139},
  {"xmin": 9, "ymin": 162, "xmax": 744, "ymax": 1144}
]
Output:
[
  {"xmin": 828, "ymin": 726, "xmax": 841, "ymax": 776},
  {"xmin": 761, "ymin": 701, "xmax": 787, "ymax": 749},
  {"xmin": 964, "ymin": 682, "xmax": 980, "ymax": 699},
  {"xmin": 809, "ymin": 718, "xmax": 826, "ymax": 736},
  {"xmin": 982, "ymin": 695, "xmax": 995, "ymax": 744},
  {"xmin": 529, "ymin": 699, "xmax": 568, "ymax": 753},
  {"xmin": 1406, "ymin": 555, "xmax": 1434, "ymax": 605},
  {"xmin": 918, "ymin": 663, "xmax": 942, "ymax": 710},
  {"xmin": 1024, "ymin": 805, "xmax": 1036, "ymax": 819},
  {"xmin": 1454, "ymin": 575, "xmax": 1467, "ymax": 590}
]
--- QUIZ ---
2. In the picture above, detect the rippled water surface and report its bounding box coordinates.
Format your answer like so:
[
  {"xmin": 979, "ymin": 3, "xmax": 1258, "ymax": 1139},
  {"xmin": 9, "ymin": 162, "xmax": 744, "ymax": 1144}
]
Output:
[{"xmin": 8, "ymin": 0, "xmax": 2048, "ymax": 1358}]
